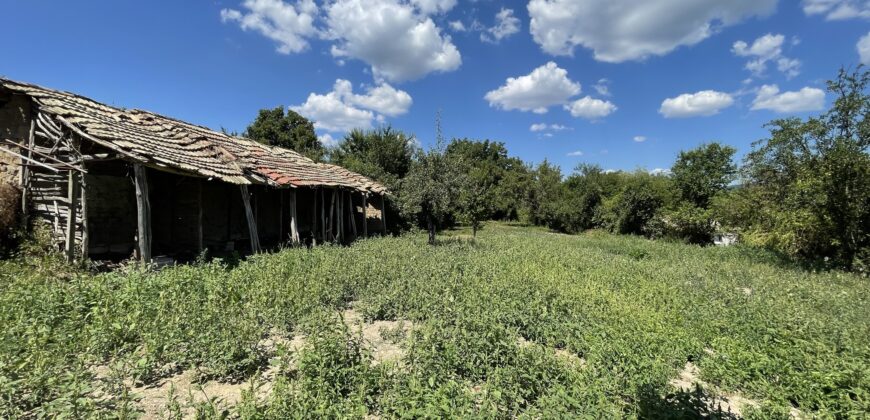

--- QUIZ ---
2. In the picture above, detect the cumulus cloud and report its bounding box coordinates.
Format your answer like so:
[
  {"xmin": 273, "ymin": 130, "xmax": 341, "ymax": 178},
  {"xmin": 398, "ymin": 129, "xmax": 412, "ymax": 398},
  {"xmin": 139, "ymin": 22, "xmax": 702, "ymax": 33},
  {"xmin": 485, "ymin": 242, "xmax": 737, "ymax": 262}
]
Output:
[
  {"xmin": 527, "ymin": 0, "xmax": 777, "ymax": 62},
  {"xmin": 650, "ymin": 168, "xmax": 672, "ymax": 176},
  {"xmin": 325, "ymin": 0, "xmax": 462, "ymax": 82},
  {"xmin": 318, "ymin": 133, "xmax": 340, "ymax": 147},
  {"xmin": 732, "ymin": 33, "xmax": 801, "ymax": 78},
  {"xmin": 802, "ymin": 0, "xmax": 870, "ymax": 20},
  {"xmin": 448, "ymin": 20, "xmax": 466, "ymax": 32},
  {"xmin": 220, "ymin": 0, "xmax": 319, "ymax": 54},
  {"xmin": 484, "ymin": 62, "xmax": 581, "ymax": 113},
  {"xmin": 633, "ymin": 136, "xmax": 647, "ymax": 142},
  {"xmin": 751, "ymin": 84, "xmax": 825, "ymax": 113},
  {"xmin": 409, "ymin": 0, "xmax": 457, "ymax": 15},
  {"xmin": 291, "ymin": 79, "xmax": 412, "ymax": 132},
  {"xmin": 659, "ymin": 90, "xmax": 735, "ymax": 118},
  {"xmin": 593, "ymin": 79, "xmax": 611, "ymax": 97},
  {"xmin": 564, "ymin": 96, "xmax": 617, "ymax": 120},
  {"xmin": 859, "ymin": 32, "xmax": 870, "ymax": 64},
  {"xmin": 566, "ymin": 150, "xmax": 584, "ymax": 157},
  {"xmin": 481, "ymin": 8, "xmax": 521, "ymax": 43}
]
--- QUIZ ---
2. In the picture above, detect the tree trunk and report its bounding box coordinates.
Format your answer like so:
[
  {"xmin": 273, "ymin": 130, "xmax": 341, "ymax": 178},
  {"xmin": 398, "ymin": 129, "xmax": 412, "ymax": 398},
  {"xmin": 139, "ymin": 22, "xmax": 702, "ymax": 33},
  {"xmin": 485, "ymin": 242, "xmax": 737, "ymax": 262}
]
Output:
[
  {"xmin": 472, "ymin": 223, "xmax": 478, "ymax": 238},
  {"xmin": 427, "ymin": 214, "xmax": 435, "ymax": 245}
]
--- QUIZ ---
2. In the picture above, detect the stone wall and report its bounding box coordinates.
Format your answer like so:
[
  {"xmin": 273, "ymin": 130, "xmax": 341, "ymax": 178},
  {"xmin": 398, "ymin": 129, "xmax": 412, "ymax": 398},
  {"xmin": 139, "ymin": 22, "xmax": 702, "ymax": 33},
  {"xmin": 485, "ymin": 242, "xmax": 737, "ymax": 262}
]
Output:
[{"xmin": 0, "ymin": 91, "xmax": 32, "ymax": 185}]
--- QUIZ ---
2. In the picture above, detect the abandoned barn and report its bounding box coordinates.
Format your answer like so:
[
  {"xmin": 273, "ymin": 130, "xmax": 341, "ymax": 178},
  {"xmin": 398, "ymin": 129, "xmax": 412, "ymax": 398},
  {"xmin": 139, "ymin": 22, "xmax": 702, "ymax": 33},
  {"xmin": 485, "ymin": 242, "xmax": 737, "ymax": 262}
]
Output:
[{"xmin": 0, "ymin": 78, "xmax": 388, "ymax": 263}]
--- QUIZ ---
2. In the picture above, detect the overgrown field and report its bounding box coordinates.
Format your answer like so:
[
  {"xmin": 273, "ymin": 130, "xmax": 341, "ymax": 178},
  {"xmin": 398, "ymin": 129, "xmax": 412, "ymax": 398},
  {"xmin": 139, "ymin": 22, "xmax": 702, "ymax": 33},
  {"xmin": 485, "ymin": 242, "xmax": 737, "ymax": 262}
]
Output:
[{"xmin": 1, "ymin": 224, "xmax": 868, "ymax": 418}]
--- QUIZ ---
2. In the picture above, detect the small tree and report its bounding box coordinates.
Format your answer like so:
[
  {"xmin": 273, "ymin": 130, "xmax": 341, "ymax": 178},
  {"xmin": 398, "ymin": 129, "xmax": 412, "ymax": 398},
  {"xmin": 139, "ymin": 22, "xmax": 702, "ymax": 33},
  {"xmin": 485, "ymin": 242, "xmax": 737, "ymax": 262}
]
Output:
[
  {"xmin": 397, "ymin": 114, "xmax": 464, "ymax": 244},
  {"xmin": 671, "ymin": 142, "xmax": 737, "ymax": 208},
  {"xmin": 245, "ymin": 106, "xmax": 325, "ymax": 161},
  {"xmin": 456, "ymin": 165, "xmax": 494, "ymax": 238}
]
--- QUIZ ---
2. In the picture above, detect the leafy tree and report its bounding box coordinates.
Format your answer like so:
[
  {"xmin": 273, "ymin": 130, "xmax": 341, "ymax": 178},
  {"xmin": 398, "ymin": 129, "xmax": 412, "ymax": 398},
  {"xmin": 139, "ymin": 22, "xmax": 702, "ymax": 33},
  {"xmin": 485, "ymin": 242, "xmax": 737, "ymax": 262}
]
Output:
[
  {"xmin": 446, "ymin": 139, "xmax": 529, "ymax": 221},
  {"xmin": 245, "ymin": 106, "xmax": 325, "ymax": 161},
  {"xmin": 671, "ymin": 142, "xmax": 737, "ymax": 208},
  {"xmin": 743, "ymin": 67, "xmax": 870, "ymax": 270},
  {"xmin": 456, "ymin": 163, "xmax": 495, "ymax": 238},
  {"xmin": 330, "ymin": 126, "xmax": 417, "ymax": 191},
  {"xmin": 397, "ymin": 116, "xmax": 465, "ymax": 244}
]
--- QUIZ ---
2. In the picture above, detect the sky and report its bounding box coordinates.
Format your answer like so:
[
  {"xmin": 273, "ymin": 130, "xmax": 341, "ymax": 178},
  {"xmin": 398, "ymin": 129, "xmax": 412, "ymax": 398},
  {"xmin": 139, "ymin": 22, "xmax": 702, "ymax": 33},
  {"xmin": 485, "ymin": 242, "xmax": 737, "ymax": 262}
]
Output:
[{"xmin": 1, "ymin": 0, "xmax": 868, "ymax": 174}]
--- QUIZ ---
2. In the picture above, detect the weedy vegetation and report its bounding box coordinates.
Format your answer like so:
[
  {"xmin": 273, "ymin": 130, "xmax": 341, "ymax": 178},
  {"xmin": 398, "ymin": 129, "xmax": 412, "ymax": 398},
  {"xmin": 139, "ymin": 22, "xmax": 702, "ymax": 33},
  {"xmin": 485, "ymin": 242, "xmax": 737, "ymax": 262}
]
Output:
[{"xmin": 1, "ymin": 223, "xmax": 868, "ymax": 418}]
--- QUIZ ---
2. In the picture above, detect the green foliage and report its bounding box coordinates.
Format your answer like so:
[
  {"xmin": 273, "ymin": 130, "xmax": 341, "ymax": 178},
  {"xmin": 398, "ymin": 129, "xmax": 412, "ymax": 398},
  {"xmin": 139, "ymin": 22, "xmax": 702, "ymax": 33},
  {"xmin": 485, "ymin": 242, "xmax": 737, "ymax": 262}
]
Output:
[
  {"xmin": 3, "ymin": 224, "xmax": 868, "ymax": 418},
  {"xmin": 244, "ymin": 106, "xmax": 325, "ymax": 161},
  {"xmin": 671, "ymin": 143, "xmax": 737, "ymax": 208},
  {"xmin": 741, "ymin": 67, "xmax": 870, "ymax": 270},
  {"xmin": 330, "ymin": 126, "xmax": 416, "ymax": 192}
]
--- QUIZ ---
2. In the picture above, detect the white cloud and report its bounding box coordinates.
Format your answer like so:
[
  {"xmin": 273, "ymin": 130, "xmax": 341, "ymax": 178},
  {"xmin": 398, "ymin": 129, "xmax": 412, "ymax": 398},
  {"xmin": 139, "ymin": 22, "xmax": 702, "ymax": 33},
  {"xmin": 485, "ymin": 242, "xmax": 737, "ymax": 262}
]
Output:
[
  {"xmin": 660, "ymin": 90, "xmax": 735, "ymax": 118},
  {"xmin": 593, "ymin": 78, "xmax": 611, "ymax": 97},
  {"xmin": 449, "ymin": 20, "xmax": 466, "ymax": 32},
  {"xmin": 732, "ymin": 33, "xmax": 801, "ymax": 78},
  {"xmin": 530, "ymin": 123, "xmax": 571, "ymax": 132},
  {"xmin": 751, "ymin": 84, "xmax": 826, "ymax": 113},
  {"xmin": 527, "ymin": 0, "xmax": 777, "ymax": 62},
  {"xmin": 325, "ymin": 0, "xmax": 462, "ymax": 82},
  {"xmin": 650, "ymin": 168, "xmax": 672, "ymax": 176},
  {"xmin": 291, "ymin": 79, "xmax": 412, "ymax": 132},
  {"xmin": 802, "ymin": 0, "xmax": 870, "ymax": 20},
  {"xmin": 410, "ymin": 0, "xmax": 457, "ymax": 15},
  {"xmin": 564, "ymin": 96, "xmax": 617, "ymax": 120},
  {"xmin": 859, "ymin": 32, "xmax": 870, "ymax": 64},
  {"xmin": 633, "ymin": 136, "xmax": 647, "ymax": 142},
  {"xmin": 220, "ymin": 0, "xmax": 319, "ymax": 54},
  {"xmin": 318, "ymin": 133, "xmax": 340, "ymax": 147},
  {"xmin": 484, "ymin": 62, "xmax": 581, "ymax": 113},
  {"xmin": 481, "ymin": 8, "xmax": 521, "ymax": 43},
  {"xmin": 566, "ymin": 150, "xmax": 584, "ymax": 157}
]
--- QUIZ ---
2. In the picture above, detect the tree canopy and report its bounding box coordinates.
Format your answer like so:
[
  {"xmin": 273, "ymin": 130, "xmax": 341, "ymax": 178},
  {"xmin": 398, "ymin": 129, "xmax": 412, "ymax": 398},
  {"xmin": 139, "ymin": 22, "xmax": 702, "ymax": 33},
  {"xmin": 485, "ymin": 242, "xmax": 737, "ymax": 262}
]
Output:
[{"xmin": 245, "ymin": 107, "xmax": 325, "ymax": 161}]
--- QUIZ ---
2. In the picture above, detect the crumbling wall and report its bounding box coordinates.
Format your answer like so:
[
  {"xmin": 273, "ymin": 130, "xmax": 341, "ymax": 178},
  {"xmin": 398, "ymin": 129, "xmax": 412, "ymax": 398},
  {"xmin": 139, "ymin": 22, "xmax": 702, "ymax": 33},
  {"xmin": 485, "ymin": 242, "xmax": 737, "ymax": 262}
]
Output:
[
  {"xmin": 0, "ymin": 91, "xmax": 32, "ymax": 185},
  {"xmin": 84, "ymin": 162, "xmax": 136, "ymax": 257}
]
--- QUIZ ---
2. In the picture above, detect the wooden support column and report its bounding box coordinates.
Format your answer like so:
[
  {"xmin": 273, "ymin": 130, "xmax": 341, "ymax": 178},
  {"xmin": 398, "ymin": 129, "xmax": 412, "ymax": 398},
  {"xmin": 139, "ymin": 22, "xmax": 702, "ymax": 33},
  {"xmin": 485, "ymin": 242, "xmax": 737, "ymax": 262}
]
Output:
[
  {"xmin": 80, "ymin": 171, "xmax": 89, "ymax": 260},
  {"xmin": 133, "ymin": 164, "xmax": 151, "ymax": 263},
  {"xmin": 380, "ymin": 194, "xmax": 388, "ymax": 235},
  {"xmin": 240, "ymin": 185, "xmax": 260, "ymax": 253},
  {"xmin": 21, "ymin": 118, "xmax": 35, "ymax": 217},
  {"xmin": 362, "ymin": 194, "xmax": 368, "ymax": 238},
  {"xmin": 197, "ymin": 179, "xmax": 204, "ymax": 254},
  {"xmin": 337, "ymin": 189, "xmax": 344, "ymax": 242},
  {"xmin": 348, "ymin": 191, "xmax": 357, "ymax": 239},
  {"xmin": 65, "ymin": 170, "xmax": 79, "ymax": 262},
  {"xmin": 327, "ymin": 189, "xmax": 336, "ymax": 242},
  {"xmin": 289, "ymin": 188, "xmax": 300, "ymax": 244},
  {"xmin": 320, "ymin": 188, "xmax": 326, "ymax": 243},
  {"xmin": 311, "ymin": 188, "xmax": 318, "ymax": 246}
]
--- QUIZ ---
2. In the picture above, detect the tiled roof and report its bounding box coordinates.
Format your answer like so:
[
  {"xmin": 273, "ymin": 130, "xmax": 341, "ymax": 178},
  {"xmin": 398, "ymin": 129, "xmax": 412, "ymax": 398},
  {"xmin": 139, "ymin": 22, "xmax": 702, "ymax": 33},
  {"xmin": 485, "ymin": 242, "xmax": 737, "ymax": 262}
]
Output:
[{"xmin": 0, "ymin": 78, "xmax": 386, "ymax": 194}]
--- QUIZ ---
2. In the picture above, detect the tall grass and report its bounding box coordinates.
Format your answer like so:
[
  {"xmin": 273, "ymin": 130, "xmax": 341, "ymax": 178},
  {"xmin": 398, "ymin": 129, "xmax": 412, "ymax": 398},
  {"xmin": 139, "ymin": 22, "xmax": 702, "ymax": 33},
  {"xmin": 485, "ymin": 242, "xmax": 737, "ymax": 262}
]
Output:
[{"xmin": 1, "ymin": 223, "xmax": 867, "ymax": 418}]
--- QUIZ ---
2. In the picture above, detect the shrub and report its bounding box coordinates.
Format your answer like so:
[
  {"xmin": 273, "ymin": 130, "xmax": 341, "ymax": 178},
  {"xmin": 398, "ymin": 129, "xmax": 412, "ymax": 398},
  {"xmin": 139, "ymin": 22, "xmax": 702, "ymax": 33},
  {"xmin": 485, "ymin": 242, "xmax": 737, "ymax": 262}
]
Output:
[{"xmin": 0, "ymin": 182, "xmax": 21, "ymax": 255}]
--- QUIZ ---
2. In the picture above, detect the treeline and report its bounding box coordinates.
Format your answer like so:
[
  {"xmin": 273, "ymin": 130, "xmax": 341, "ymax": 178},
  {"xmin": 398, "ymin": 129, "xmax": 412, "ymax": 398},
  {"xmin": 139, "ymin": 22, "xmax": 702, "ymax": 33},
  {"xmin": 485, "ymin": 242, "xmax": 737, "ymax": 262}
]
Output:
[{"xmin": 251, "ymin": 68, "xmax": 869, "ymax": 272}]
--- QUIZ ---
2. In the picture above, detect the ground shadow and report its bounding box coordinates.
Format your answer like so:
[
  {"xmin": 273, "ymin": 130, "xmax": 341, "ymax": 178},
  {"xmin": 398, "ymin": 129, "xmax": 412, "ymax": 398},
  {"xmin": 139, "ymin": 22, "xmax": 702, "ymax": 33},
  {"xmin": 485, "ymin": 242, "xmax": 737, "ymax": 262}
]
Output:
[{"xmin": 637, "ymin": 384, "xmax": 741, "ymax": 420}]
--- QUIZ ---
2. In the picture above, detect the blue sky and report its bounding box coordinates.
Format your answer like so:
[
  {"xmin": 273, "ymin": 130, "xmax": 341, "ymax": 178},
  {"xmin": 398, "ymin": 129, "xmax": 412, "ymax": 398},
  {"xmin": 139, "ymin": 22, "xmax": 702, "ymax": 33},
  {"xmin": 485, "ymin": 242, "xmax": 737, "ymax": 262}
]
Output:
[{"xmin": 1, "ymin": 1, "xmax": 867, "ymax": 173}]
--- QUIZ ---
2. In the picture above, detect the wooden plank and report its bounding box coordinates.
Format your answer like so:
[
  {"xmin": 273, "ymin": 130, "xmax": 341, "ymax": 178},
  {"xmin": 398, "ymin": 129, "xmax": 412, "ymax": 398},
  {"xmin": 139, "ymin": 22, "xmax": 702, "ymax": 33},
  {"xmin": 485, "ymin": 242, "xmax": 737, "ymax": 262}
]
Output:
[
  {"xmin": 320, "ymin": 188, "xmax": 326, "ymax": 243},
  {"xmin": 362, "ymin": 194, "xmax": 368, "ymax": 238},
  {"xmin": 380, "ymin": 195, "xmax": 388, "ymax": 235},
  {"xmin": 133, "ymin": 164, "xmax": 152, "ymax": 263},
  {"xmin": 65, "ymin": 171, "xmax": 78, "ymax": 262},
  {"xmin": 348, "ymin": 191, "xmax": 357, "ymax": 239},
  {"xmin": 240, "ymin": 185, "xmax": 260, "ymax": 253},
  {"xmin": 289, "ymin": 189, "xmax": 300, "ymax": 244},
  {"xmin": 337, "ymin": 189, "xmax": 343, "ymax": 242},
  {"xmin": 197, "ymin": 179, "xmax": 204, "ymax": 254},
  {"xmin": 80, "ymin": 171, "xmax": 89, "ymax": 260},
  {"xmin": 21, "ymin": 119, "xmax": 35, "ymax": 218}
]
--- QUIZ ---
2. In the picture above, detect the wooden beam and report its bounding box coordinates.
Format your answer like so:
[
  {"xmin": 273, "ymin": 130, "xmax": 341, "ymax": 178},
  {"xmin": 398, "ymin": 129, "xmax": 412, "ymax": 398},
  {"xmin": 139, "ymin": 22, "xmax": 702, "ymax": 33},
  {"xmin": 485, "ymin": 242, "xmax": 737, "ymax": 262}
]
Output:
[
  {"xmin": 80, "ymin": 170, "xmax": 89, "ymax": 260},
  {"xmin": 21, "ymin": 119, "xmax": 35, "ymax": 217},
  {"xmin": 240, "ymin": 185, "xmax": 260, "ymax": 253},
  {"xmin": 380, "ymin": 195, "xmax": 388, "ymax": 235},
  {"xmin": 311, "ymin": 188, "xmax": 318, "ymax": 246},
  {"xmin": 289, "ymin": 189, "xmax": 300, "ymax": 245},
  {"xmin": 133, "ymin": 164, "xmax": 152, "ymax": 263},
  {"xmin": 362, "ymin": 194, "xmax": 368, "ymax": 238},
  {"xmin": 197, "ymin": 179, "xmax": 204, "ymax": 254},
  {"xmin": 337, "ymin": 189, "xmax": 343, "ymax": 242},
  {"xmin": 348, "ymin": 191, "xmax": 357, "ymax": 239},
  {"xmin": 65, "ymin": 171, "xmax": 79, "ymax": 262},
  {"xmin": 327, "ymin": 189, "xmax": 336, "ymax": 242},
  {"xmin": 320, "ymin": 188, "xmax": 326, "ymax": 244}
]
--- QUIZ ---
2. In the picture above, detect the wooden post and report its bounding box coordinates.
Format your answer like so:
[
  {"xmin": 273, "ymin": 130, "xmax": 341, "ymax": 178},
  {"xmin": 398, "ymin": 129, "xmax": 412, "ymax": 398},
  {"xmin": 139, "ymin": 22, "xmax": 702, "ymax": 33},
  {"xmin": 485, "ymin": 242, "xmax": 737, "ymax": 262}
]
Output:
[
  {"xmin": 327, "ymin": 189, "xmax": 336, "ymax": 242},
  {"xmin": 21, "ymin": 118, "xmax": 35, "ymax": 217},
  {"xmin": 348, "ymin": 192, "xmax": 357, "ymax": 239},
  {"xmin": 65, "ymin": 170, "xmax": 79, "ymax": 262},
  {"xmin": 133, "ymin": 164, "xmax": 151, "ymax": 263},
  {"xmin": 80, "ymin": 171, "xmax": 89, "ymax": 260},
  {"xmin": 362, "ymin": 194, "xmax": 368, "ymax": 238},
  {"xmin": 197, "ymin": 179, "xmax": 204, "ymax": 254},
  {"xmin": 240, "ymin": 185, "xmax": 260, "ymax": 253},
  {"xmin": 320, "ymin": 188, "xmax": 326, "ymax": 243},
  {"xmin": 337, "ymin": 189, "xmax": 344, "ymax": 242},
  {"xmin": 380, "ymin": 195, "xmax": 387, "ymax": 235},
  {"xmin": 289, "ymin": 189, "xmax": 300, "ymax": 244},
  {"xmin": 311, "ymin": 188, "xmax": 318, "ymax": 246}
]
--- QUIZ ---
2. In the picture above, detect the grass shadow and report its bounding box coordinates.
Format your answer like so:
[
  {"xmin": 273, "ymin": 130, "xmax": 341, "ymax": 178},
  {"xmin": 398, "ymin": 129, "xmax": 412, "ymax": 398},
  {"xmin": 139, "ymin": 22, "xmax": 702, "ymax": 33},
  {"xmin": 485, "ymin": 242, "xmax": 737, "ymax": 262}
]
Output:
[{"xmin": 637, "ymin": 384, "xmax": 741, "ymax": 420}]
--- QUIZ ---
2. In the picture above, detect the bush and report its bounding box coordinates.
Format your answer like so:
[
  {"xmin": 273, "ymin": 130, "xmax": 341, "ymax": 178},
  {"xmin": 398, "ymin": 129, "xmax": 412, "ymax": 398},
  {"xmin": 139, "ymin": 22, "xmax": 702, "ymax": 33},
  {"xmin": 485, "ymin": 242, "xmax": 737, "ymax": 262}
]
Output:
[
  {"xmin": 651, "ymin": 204, "xmax": 716, "ymax": 245},
  {"xmin": 0, "ymin": 182, "xmax": 21, "ymax": 255}
]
